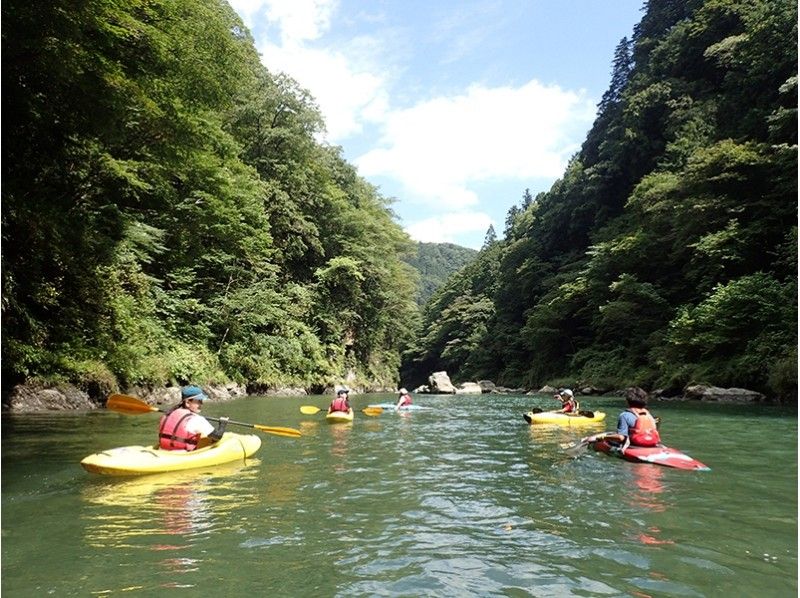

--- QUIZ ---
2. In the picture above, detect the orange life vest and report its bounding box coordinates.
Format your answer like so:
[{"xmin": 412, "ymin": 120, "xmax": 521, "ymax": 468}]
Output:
[
  {"xmin": 158, "ymin": 408, "xmax": 201, "ymax": 451},
  {"xmin": 563, "ymin": 398, "xmax": 579, "ymax": 413},
  {"xmin": 628, "ymin": 407, "xmax": 661, "ymax": 447}
]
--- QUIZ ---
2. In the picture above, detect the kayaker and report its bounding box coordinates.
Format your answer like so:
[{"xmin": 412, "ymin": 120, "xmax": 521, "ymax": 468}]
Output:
[
  {"xmin": 158, "ymin": 386, "xmax": 229, "ymax": 451},
  {"xmin": 553, "ymin": 388, "xmax": 579, "ymax": 414},
  {"xmin": 583, "ymin": 395, "xmax": 661, "ymax": 450},
  {"xmin": 395, "ymin": 388, "xmax": 412, "ymax": 411},
  {"xmin": 329, "ymin": 388, "xmax": 351, "ymax": 413}
]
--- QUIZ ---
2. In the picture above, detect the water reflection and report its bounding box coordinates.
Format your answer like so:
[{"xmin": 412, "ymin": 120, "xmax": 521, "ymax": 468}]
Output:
[
  {"xmin": 625, "ymin": 463, "xmax": 674, "ymax": 546},
  {"xmin": 330, "ymin": 420, "xmax": 352, "ymax": 473},
  {"xmin": 83, "ymin": 461, "xmax": 260, "ymax": 551}
]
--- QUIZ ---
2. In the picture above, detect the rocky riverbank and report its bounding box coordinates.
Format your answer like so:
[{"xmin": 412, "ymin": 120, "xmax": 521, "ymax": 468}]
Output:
[{"xmin": 3, "ymin": 372, "xmax": 769, "ymax": 413}]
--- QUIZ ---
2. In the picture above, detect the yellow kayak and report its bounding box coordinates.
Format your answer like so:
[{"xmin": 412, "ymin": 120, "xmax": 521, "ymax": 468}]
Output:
[
  {"xmin": 80, "ymin": 432, "xmax": 262, "ymax": 476},
  {"xmin": 326, "ymin": 409, "xmax": 354, "ymax": 424},
  {"xmin": 523, "ymin": 410, "xmax": 606, "ymax": 426}
]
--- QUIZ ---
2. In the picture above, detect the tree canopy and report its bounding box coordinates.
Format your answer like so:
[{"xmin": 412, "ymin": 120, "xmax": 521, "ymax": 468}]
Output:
[
  {"xmin": 403, "ymin": 0, "xmax": 797, "ymax": 400},
  {"xmin": 2, "ymin": 0, "xmax": 419, "ymax": 395}
]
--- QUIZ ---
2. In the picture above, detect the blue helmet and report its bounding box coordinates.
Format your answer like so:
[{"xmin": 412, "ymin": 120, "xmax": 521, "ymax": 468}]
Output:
[{"xmin": 181, "ymin": 385, "xmax": 208, "ymax": 401}]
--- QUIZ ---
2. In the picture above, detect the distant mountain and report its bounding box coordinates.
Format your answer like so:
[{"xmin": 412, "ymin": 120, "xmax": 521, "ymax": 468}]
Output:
[{"xmin": 405, "ymin": 242, "xmax": 478, "ymax": 305}]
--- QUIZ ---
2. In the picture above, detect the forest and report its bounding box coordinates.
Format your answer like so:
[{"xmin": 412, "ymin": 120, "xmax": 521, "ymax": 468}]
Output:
[
  {"xmin": 2, "ymin": 0, "xmax": 421, "ymax": 396},
  {"xmin": 2, "ymin": 0, "xmax": 797, "ymax": 403},
  {"xmin": 402, "ymin": 0, "xmax": 797, "ymax": 401}
]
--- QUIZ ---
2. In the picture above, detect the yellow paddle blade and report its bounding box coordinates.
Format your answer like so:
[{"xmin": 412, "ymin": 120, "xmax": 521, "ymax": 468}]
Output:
[
  {"xmin": 362, "ymin": 407, "xmax": 383, "ymax": 416},
  {"xmin": 300, "ymin": 405, "xmax": 324, "ymax": 415},
  {"xmin": 252, "ymin": 424, "xmax": 302, "ymax": 438},
  {"xmin": 106, "ymin": 394, "xmax": 159, "ymax": 415}
]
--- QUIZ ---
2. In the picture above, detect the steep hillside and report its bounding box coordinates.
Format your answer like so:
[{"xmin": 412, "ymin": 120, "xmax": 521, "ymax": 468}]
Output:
[{"xmin": 404, "ymin": 242, "xmax": 478, "ymax": 305}]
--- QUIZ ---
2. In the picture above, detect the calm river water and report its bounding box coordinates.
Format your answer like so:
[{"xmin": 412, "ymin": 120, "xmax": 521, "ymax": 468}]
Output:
[{"xmin": 2, "ymin": 393, "xmax": 796, "ymax": 597}]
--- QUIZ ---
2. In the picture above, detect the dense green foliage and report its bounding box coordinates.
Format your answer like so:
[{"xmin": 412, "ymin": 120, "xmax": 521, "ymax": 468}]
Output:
[
  {"xmin": 2, "ymin": 0, "xmax": 420, "ymax": 395},
  {"xmin": 403, "ymin": 242, "xmax": 478, "ymax": 305},
  {"xmin": 404, "ymin": 0, "xmax": 797, "ymax": 400}
]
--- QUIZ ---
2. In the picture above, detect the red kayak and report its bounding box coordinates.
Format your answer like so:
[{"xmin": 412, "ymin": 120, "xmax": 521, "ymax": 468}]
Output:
[{"xmin": 592, "ymin": 439, "xmax": 710, "ymax": 471}]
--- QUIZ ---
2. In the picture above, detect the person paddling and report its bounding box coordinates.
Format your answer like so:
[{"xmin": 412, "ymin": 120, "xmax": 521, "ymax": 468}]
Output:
[
  {"xmin": 328, "ymin": 388, "xmax": 352, "ymax": 414},
  {"xmin": 583, "ymin": 395, "xmax": 661, "ymax": 451},
  {"xmin": 158, "ymin": 386, "xmax": 229, "ymax": 451},
  {"xmin": 395, "ymin": 388, "xmax": 413, "ymax": 411},
  {"xmin": 553, "ymin": 388, "xmax": 579, "ymax": 414}
]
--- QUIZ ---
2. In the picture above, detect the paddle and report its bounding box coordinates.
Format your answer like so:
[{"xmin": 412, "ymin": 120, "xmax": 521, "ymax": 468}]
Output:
[
  {"xmin": 107, "ymin": 394, "xmax": 301, "ymax": 438},
  {"xmin": 300, "ymin": 405, "xmax": 383, "ymax": 417},
  {"xmin": 561, "ymin": 434, "xmax": 606, "ymax": 458}
]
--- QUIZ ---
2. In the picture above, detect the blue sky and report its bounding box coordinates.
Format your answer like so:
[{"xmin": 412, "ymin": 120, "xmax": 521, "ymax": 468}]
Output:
[{"xmin": 229, "ymin": 0, "xmax": 645, "ymax": 249}]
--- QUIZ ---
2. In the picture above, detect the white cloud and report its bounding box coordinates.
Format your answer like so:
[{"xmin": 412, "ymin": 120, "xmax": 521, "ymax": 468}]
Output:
[
  {"xmin": 406, "ymin": 212, "xmax": 493, "ymax": 246},
  {"xmin": 229, "ymin": 0, "xmax": 336, "ymax": 43},
  {"xmin": 257, "ymin": 44, "xmax": 388, "ymax": 140},
  {"xmin": 229, "ymin": 1, "xmax": 598, "ymax": 230},
  {"xmin": 356, "ymin": 81, "xmax": 595, "ymax": 209},
  {"xmin": 230, "ymin": 0, "xmax": 388, "ymax": 140}
]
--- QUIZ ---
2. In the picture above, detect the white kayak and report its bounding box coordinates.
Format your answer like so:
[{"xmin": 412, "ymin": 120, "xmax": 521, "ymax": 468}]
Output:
[{"xmin": 367, "ymin": 403, "xmax": 432, "ymax": 411}]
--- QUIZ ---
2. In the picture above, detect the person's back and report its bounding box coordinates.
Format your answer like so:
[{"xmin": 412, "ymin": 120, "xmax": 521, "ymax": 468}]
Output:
[
  {"xmin": 396, "ymin": 388, "xmax": 412, "ymax": 409},
  {"xmin": 626, "ymin": 405, "xmax": 660, "ymax": 447},
  {"xmin": 583, "ymin": 396, "xmax": 660, "ymax": 449}
]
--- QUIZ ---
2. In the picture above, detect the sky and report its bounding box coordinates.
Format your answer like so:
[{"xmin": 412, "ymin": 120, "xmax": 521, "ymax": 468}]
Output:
[{"xmin": 227, "ymin": 0, "xmax": 646, "ymax": 249}]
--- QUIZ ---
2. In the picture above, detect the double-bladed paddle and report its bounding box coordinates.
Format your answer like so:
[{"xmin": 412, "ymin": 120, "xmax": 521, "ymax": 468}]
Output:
[
  {"xmin": 560, "ymin": 434, "xmax": 606, "ymax": 458},
  {"xmin": 299, "ymin": 405, "xmax": 383, "ymax": 417},
  {"xmin": 107, "ymin": 394, "xmax": 301, "ymax": 438}
]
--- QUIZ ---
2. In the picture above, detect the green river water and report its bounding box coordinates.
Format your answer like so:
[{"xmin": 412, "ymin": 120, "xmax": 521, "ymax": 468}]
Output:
[{"xmin": 2, "ymin": 393, "xmax": 797, "ymax": 597}]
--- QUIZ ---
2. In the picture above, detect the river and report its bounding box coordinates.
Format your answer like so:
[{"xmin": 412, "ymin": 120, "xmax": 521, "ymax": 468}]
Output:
[{"xmin": 1, "ymin": 393, "xmax": 796, "ymax": 597}]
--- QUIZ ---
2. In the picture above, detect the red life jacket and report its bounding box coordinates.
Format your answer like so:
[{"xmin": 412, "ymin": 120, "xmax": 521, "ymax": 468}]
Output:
[
  {"xmin": 398, "ymin": 394, "xmax": 412, "ymax": 407},
  {"xmin": 330, "ymin": 397, "xmax": 349, "ymax": 413},
  {"xmin": 563, "ymin": 398, "xmax": 579, "ymax": 413},
  {"xmin": 628, "ymin": 407, "xmax": 661, "ymax": 447},
  {"xmin": 158, "ymin": 408, "xmax": 201, "ymax": 451}
]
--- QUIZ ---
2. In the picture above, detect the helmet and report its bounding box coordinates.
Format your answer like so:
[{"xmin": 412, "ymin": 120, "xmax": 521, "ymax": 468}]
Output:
[
  {"xmin": 336, "ymin": 388, "xmax": 349, "ymax": 396},
  {"xmin": 181, "ymin": 385, "xmax": 208, "ymax": 401},
  {"xmin": 399, "ymin": 388, "xmax": 408, "ymax": 395},
  {"xmin": 560, "ymin": 389, "xmax": 574, "ymax": 398}
]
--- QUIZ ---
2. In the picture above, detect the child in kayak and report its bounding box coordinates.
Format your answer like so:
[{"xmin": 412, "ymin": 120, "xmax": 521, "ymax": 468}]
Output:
[
  {"xmin": 158, "ymin": 386, "xmax": 228, "ymax": 451},
  {"xmin": 329, "ymin": 388, "xmax": 351, "ymax": 413},
  {"xmin": 395, "ymin": 388, "xmax": 413, "ymax": 411},
  {"xmin": 553, "ymin": 389, "xmax": 579, "ymax": 414}
]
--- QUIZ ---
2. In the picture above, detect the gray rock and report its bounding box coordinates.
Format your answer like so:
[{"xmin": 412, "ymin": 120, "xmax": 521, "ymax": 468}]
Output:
[
  {"xmin": 455, "ymin": 382, "xmax": 483, "ymax": 394},
  {"xmin": 428, "ymin": 371, "xmax": 456, "ymax": 394},
  {"xmin": 684, "ymin": 385, "xmax": 766, "ymax": 403},
  {"xmin": 5, "ymin": 384, "xmax": 97, "ymax": 412}
]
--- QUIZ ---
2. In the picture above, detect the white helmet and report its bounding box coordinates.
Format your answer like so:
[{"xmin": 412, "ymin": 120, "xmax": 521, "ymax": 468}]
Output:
[{"xmin": 560, "ymin": 389, "xmax": 574, "ymax": 397}]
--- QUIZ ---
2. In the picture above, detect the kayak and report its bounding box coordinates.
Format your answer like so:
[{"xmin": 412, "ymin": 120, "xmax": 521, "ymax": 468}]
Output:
[
  {"xmin": 80, "ymin": 432, "xmax": 262, "ymax": 476},
  {"xmin": 523, "ymin": 410, "xmax": 606, "ymax": 425},
  {"xmin": 592, "ymin": 439, "xmax": 710, "ymax": 471},
  {"xmin": 367, "ymin": 403, "xmax": 432, "ymax": 411},
  {"xmin": 326, "ymin": 409, "xmax": 354, "ymax": 423}
]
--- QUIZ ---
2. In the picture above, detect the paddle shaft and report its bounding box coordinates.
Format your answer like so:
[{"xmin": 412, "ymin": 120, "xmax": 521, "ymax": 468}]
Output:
[{"xmin": 106, "ymin": 394, "xmax": 300, "ymax": 438}]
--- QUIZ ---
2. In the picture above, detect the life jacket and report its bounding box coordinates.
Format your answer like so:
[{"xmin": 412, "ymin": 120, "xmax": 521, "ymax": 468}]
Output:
[
  {"xmin": 564, "ymin": 398, "xmax": 579, "ymax": 413},
  {"xmin": 628, "ymin": 407, "xmax": 661, "ymax": 447},
  {"xmin": 158, "ymin": 408, "xmax": 201, "ymax": 451},
  {"xmin": 330, "ymin": 397, "xmax": 349, "ymax": 413},
  {"xmin": 398, "ymin": 393, "xmax": 412, "ymax": 407}
]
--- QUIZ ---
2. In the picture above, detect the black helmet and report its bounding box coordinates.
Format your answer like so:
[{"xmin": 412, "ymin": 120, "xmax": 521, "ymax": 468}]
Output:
[{"xmin": 337, "ymin": 388, "xmax": 349, "ymax": 396}]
